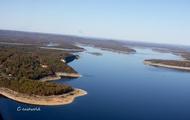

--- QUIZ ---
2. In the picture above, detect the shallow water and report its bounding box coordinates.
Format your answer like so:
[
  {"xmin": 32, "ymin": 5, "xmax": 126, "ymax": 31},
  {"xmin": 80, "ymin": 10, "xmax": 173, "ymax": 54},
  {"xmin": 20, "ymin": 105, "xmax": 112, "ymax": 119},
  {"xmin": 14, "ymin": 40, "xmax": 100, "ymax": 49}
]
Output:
[{"xmin": 1, "ymin": 46, "xmax": 190, "ymax": 120}]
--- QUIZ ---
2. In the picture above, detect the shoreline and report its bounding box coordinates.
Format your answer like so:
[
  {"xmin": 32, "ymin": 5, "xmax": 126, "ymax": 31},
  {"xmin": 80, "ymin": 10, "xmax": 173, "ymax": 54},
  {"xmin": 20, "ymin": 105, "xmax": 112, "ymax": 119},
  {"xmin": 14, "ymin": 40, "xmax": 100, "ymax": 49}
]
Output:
[
  {"xmin": 144, "ymin": 61, "xmax": 190, "ymax": 71},
  {"xmin": 0, "ymin": 87, "xmax": 87, "ymax": 106},
  {"xmin": 40, "ymin": 47, "xmax": 84, "ymax": 52},
  {"xmin": 40, "ymin": 72, "xmax": 81, "ymax": 82},
  {"xmin": 76, "ymin": 43, "xmax": 136, "ymax": 54}
]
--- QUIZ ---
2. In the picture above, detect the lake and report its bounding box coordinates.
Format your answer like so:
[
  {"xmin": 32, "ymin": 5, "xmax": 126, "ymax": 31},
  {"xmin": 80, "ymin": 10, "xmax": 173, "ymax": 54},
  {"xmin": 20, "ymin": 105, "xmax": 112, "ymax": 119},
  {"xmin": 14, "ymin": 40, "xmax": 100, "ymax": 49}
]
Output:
[{"xmin": 1, "ymin": 46, "xmax": 190, "ymax": 120}]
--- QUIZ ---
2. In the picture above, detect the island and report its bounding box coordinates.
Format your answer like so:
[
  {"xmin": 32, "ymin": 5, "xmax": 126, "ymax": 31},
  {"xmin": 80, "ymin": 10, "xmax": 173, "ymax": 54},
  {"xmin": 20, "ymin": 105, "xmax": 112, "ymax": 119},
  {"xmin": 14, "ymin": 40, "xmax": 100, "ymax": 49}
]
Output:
[
  {"xmin": 144, "ymin": 59, "xmax": 190, "ymax": 71},
  {"xmin": 87, "ymin": 52, "xmax": 103, "ymax": 56}
]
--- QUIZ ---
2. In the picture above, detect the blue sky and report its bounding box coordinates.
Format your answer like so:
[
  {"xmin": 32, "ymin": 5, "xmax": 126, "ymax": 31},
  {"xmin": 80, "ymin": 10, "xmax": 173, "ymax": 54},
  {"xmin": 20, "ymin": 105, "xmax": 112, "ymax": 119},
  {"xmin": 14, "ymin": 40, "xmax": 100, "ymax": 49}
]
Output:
[{"xmin": 0, "ymin": 0, "xmax": 190, "ymax": 45}]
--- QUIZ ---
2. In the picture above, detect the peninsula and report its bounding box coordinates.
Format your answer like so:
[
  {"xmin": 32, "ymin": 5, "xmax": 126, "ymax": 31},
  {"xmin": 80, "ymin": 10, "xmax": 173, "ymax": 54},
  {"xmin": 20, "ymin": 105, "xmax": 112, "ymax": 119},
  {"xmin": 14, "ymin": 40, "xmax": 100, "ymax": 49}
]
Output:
[
  {"xmin": 0, "ymin": 44, "xmax": 86, "ymax": 105},
  {"xmin": 144, "ymin": 59, "xmax": 190, "ymax": 71}
]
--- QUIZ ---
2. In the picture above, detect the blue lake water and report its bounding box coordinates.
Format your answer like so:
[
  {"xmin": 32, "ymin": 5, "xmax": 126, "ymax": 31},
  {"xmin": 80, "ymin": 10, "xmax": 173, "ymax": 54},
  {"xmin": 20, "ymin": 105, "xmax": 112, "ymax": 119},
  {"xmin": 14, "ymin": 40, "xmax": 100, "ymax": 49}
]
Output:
[{"xmin": 1, "ymin": 46, "xmax": 190, "ymax": 120}]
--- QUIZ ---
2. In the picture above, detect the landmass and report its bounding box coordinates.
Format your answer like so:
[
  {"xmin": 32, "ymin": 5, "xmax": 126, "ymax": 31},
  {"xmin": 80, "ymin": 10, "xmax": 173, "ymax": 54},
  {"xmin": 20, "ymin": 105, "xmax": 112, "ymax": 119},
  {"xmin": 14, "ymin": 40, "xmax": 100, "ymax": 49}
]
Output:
[
  {"xmin": 0, "ymin": 87, "xmax": 86, "ymax": 106},
  {"xmin": 0, "ymin": 30, "xmax": 136, "ymax": 54},
  {"xmin": 142, "ymin": 44, "xmax": 190, "ymax": 71},
  {"xmin": 87, "ymin": 52, "xmax": 102, "ymax": 56},
  {"xmin": 144, "ymin": 59, "xmax": 190, "ymax": 71},
  {"xmin": 0, "ymin": 43, "xmax": 86, "ymax": 105}
]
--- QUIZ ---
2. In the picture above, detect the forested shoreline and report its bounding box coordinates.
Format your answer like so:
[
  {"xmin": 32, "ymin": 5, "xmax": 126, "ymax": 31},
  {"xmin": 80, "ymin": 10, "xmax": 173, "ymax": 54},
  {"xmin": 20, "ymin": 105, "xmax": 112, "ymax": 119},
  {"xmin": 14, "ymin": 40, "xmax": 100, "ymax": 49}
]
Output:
[{"xmin": 0, "ymin": 45, "xmax": 78, "ymax": 96}]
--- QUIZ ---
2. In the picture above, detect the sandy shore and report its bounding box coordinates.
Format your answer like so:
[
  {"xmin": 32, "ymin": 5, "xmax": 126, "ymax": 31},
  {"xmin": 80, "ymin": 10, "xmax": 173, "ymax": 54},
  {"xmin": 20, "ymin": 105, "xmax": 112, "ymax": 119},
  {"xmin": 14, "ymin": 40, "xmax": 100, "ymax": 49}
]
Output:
[
  {"xmin": 0, "ymin": 87, "xmax": 87, "ymax": 106},
  {"xmin": 39, "ymin": 76, "xmax": 61, "ymax": 82},
  {"xmin": 144, "ymin": 61, "xmax": 190, "ymax": 71},
  {"xmin": 40, "ymin": 72, "xmax": 81, "ymax": 82},
  {"xmin": 56, "ymin": 72, "xmax": 81, "ymax": 78}
]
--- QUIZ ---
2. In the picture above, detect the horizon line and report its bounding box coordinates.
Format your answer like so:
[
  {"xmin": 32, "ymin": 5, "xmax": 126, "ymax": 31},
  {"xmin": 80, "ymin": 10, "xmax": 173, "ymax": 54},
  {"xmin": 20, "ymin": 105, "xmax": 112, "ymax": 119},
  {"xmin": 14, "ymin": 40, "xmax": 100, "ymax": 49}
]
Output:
[{"xmin": 0, "ymin": 28, "xmax": 189, "ymax": 47}]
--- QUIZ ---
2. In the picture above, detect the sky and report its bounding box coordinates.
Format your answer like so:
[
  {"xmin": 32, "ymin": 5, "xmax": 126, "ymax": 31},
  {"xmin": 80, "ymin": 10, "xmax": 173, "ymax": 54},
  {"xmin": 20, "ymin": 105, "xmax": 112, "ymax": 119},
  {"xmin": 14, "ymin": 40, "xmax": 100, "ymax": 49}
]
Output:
[{"xmin": 0, "ymin": 0, "xmax": 190, "ymax": 45}]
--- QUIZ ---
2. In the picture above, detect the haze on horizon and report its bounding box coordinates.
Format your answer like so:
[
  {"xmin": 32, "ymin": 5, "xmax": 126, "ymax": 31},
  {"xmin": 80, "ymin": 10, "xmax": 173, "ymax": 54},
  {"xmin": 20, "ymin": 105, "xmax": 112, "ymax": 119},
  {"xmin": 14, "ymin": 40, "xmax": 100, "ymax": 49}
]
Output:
[{"xmin": 0, "ymin": 0, "xmax": 190, "ymax": 45}]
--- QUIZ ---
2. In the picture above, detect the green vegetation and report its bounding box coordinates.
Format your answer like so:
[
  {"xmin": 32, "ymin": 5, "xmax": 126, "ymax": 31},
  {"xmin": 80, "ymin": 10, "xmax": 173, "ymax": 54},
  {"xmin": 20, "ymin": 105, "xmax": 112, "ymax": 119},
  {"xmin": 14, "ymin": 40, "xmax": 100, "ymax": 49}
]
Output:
[
  {"xmin": 0, "ymin": 77, "xmax": 73, "ymax": 96},
  {"xmin": 0, "ymin": 45, "xmax": 78, "ymax": 96},
  {"xmin": 0, "ymin": 45, "xmax": 77, "ymax": 80},
  {"xmin": 145, "ymin": 59, "xmax": 190, "ymax": 67}
]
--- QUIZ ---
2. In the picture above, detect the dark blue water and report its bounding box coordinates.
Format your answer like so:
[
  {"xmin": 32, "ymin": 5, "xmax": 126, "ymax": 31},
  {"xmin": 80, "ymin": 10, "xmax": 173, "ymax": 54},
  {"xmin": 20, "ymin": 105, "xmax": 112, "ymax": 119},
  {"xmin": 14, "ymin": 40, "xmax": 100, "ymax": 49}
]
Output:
[{"xmin": 1, "ymin": 46, "xmax": 190, "ymax": 120}]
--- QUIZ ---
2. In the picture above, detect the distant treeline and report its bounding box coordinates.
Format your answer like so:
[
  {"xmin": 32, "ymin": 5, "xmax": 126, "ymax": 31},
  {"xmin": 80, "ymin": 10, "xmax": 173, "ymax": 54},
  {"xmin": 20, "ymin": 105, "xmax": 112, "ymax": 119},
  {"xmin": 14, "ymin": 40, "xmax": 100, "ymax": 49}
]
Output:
[{"xmin": 0, "ymin": 30, "xmax": 135, "ymax": 53}]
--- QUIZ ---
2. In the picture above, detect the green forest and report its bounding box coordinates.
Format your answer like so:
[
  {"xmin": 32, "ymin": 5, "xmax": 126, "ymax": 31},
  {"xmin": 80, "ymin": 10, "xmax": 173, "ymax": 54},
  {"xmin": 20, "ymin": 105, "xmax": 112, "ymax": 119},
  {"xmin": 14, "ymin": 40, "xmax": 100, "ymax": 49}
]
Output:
[{"xmin": 0, "ymin": 45, "xmax": 77, "ymax": 96}]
